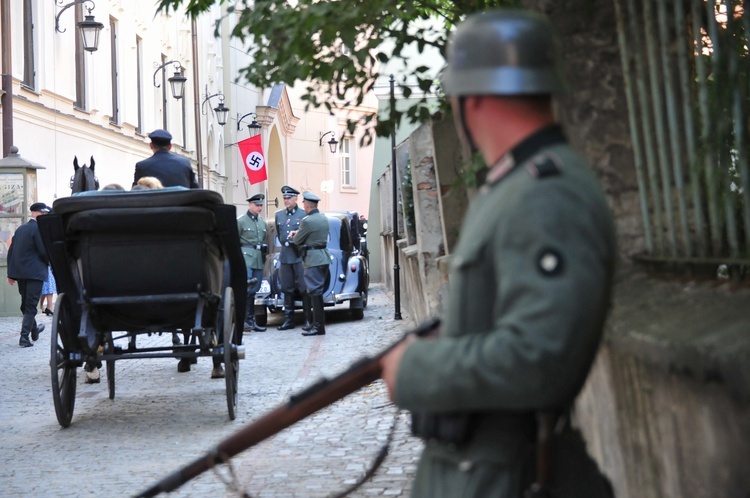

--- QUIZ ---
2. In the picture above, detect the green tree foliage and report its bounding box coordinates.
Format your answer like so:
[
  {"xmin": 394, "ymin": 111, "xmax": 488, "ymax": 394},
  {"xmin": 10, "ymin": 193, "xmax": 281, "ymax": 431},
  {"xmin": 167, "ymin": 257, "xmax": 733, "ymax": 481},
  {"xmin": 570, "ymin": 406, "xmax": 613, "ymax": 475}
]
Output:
[{"xmin": 156, "ymin": 0, "xmax": 518, "ymax": 141}]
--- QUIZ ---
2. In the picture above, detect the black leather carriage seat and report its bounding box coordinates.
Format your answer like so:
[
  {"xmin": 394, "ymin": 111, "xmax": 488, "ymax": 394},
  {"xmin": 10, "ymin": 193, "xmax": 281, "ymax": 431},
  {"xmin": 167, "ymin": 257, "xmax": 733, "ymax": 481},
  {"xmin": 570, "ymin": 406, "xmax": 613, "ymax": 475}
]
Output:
[{"xmin": 51, "ymin": 189, "xmax": 227, "ymax": 330}]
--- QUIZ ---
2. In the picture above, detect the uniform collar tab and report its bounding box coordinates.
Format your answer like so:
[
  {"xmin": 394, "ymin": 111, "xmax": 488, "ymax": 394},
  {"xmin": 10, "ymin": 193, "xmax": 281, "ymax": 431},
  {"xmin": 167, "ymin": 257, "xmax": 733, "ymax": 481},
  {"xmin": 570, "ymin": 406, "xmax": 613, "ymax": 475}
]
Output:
[
  {"xmin": 510, "ymin": 124, "xmax": 566, "ymax": 166},
  {"xmin": 485, "ymin": 125, "xmax": 566, "ymax": 187}
]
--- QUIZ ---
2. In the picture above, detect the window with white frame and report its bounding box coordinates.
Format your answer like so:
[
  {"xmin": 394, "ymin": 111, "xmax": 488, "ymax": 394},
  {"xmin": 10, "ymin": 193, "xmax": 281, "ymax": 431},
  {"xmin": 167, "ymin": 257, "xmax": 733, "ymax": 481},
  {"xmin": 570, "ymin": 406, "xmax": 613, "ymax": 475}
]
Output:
[{"xmin": 340, "ymin": 137, "xmax": 356, "ymax": 189}]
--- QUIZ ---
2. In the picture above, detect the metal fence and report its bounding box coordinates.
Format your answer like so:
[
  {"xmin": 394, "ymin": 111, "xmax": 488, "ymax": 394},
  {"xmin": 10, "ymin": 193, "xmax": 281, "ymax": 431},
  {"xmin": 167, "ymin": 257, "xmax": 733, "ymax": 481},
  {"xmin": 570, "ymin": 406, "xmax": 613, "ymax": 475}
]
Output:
[{"xmin": 614, "ymin": 0, "xmax": 749, "ymax": 274}]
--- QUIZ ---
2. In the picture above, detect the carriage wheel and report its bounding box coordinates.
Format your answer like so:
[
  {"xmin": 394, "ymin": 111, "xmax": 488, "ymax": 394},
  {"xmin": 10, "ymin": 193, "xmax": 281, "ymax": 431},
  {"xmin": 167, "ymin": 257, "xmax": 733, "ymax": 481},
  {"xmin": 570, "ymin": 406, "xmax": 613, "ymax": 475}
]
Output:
[
  {"xmin": 105, "ymin": 331, "xmax": 115, "ymax": 400},
  {"xmin": 222, "ymin": 287, "xmax": 238, "ymax": 420},
  {"xmin": 50, "ymin": 293, "xmax": 77, "ymax": 428}
]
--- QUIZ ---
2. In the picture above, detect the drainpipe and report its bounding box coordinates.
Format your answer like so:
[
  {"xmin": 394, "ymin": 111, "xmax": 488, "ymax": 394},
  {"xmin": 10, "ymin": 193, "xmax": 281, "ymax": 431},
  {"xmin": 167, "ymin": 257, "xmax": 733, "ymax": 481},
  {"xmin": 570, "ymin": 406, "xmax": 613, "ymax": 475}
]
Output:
[
  {"xmin": 220, "ymin": 2, "xmax": 233, "ymax": 203},
  {"xmin": 191, "ymin": 17, "xmax": 203, "ymax": 188},
  {"xmin": 1, "ymin": 0, "xmax": 14, "ymax": 157}
]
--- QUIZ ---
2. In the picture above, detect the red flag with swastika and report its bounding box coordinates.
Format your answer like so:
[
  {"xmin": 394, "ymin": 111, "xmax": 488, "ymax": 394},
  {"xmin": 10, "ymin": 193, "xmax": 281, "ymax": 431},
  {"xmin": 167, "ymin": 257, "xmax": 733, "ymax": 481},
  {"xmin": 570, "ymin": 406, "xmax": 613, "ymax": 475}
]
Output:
[{"xmin": 238, "ymin": 135, "xmax": 267, "ymax": 185}]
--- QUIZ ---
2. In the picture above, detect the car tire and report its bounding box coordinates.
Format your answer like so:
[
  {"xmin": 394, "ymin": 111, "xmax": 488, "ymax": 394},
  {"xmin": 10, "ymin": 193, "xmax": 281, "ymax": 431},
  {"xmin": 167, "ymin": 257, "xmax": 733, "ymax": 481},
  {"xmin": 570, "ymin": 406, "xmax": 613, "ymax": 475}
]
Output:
[{"xmin": 350, "ymin": 308, "xmax": 364, "ymax": 320}]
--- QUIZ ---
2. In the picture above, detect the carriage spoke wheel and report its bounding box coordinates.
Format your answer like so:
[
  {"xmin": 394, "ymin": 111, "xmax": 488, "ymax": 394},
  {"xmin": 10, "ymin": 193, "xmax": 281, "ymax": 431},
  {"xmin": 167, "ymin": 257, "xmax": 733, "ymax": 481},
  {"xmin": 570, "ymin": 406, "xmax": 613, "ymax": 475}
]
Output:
[
  {"xmin": 105, "ymin": 331, "xmax": 115, "ymax": 400},
  {"xmin": 50, "ymin": 293, "xmax": 77, "ymax": 428},
  {"xmin": 222, "ymin": 287, "xmax": 238, "ymax": 420}
]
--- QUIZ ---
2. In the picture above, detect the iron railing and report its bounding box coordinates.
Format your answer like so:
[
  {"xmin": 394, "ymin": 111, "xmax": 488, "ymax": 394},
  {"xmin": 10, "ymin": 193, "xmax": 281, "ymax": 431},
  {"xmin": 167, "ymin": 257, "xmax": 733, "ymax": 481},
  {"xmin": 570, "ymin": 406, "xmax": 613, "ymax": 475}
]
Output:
[{"xmin": 614, "ymin": 0, "xmax": 749, "ymax": 276}]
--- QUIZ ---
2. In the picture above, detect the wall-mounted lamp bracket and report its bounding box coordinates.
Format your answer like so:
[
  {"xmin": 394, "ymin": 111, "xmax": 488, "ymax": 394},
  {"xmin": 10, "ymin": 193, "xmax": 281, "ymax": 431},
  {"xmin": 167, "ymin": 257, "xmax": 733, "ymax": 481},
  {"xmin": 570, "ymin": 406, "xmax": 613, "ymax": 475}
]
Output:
[
  {"xmin": 237, "ymin": 112, "xmax": 262, "ymax": 131},
  {"xmin": 201, "ymin": 85, "xmax": 229, "ymax": 126},
  {"xmin": 153, "ymin": 60, "xmax": 187, "ymax": 100},
  {"xmin": 55, "ymin": 0, "xmax": 103, "ymax": 52}
]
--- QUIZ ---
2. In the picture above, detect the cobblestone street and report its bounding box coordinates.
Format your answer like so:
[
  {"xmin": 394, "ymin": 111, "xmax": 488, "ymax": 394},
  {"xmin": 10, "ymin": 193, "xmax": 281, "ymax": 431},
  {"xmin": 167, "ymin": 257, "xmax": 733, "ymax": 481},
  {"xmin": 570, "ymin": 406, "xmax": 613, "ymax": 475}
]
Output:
[{"xmin": 0, "ymin": 284, "xmax": 423, "ymax": 497}]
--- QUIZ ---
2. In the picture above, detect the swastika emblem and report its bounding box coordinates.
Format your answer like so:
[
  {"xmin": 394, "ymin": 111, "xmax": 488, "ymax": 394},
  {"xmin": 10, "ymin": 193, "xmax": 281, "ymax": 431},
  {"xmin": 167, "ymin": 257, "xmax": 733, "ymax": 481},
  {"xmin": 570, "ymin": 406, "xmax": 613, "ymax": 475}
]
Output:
[{"xmin": 246, "ymin": 152, "xmax": 265, "ymax": 171}]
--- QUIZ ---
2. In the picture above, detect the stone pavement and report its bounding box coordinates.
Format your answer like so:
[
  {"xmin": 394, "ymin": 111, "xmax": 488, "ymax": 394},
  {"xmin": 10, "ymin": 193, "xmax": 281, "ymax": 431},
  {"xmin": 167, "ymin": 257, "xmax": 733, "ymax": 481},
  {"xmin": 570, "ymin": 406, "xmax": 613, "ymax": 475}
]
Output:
[{"xmin": 0, "ymin": 284, "xmax": 424, "ymax": 497}]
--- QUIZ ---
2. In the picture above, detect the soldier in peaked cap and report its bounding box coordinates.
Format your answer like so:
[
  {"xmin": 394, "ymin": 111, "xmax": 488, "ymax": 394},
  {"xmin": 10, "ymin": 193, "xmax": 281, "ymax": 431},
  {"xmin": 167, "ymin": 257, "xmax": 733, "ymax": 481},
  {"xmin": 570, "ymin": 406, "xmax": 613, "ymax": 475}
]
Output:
[
  {"xmin": 292, "ymin": 191, "xmax": 330, "ymax": 336},
  {"xmin": 237, "ymin": 193, "xmax": 268, "ymax": 334},
  {"xmin": 274, "ymin": 185, "xmax": 310, "ymax": 330},
  {"xmin": 7, "ymin": 202, "xmax": 50, "ymax": 347},
  {"xmin": 133, "ymin": 129, "xmax": 199, "ymax": 189},
  {"xmin": 380, "ymin": 9, "xmax": 616, "ymax": 498}
]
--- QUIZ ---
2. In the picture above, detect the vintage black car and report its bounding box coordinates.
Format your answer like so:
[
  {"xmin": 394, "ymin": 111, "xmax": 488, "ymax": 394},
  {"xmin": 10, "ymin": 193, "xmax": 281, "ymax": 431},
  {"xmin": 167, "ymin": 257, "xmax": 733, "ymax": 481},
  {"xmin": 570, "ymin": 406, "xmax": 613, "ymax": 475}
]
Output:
[{"xmin": 254, "ymin": 211, "xmax": 369, "ymax": 325}]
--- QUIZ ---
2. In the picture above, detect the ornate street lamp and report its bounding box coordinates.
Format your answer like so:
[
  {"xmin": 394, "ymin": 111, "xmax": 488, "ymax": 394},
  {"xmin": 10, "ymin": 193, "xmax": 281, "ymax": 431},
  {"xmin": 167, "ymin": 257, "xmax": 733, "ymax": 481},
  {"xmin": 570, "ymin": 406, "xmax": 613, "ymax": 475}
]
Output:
[
  {"xmin": 55, "ymin": 0, "xmax": 104, "ymax": 53},
  {"xmin": 319, "ymin": 130, "xmax": 339, "ymax": 154},
  {"xmin": 153, "ymin": 61, "xmax": 187, "ymax": 100}
]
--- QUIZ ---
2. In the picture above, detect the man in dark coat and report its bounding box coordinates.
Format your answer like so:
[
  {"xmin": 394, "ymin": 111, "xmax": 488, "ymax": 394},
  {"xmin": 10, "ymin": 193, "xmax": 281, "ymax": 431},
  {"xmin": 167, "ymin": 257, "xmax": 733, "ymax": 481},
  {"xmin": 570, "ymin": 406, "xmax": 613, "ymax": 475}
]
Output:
[
  {"xmin": 7, "ymin": 202, "xmax": 50, "ymax": 347},
  {"xmin": 133, "ymin": 129, "xmax": 199, "ymax": 188},
  {"xmin": 274, "ymin": 185, "xmax": 308, "ymax": 330}
]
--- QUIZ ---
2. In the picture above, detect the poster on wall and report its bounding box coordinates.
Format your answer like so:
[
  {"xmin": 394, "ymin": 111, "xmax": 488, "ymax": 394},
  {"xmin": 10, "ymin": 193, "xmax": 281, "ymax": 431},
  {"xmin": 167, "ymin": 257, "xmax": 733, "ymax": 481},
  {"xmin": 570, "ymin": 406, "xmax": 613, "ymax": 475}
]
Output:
[
  {"xmin": 0, "ymin": 173, "xmax": 26, "ymax": 259},
  {"xmin": 0, "ymin": 174, "xmax": 24, "ymax": 215}
]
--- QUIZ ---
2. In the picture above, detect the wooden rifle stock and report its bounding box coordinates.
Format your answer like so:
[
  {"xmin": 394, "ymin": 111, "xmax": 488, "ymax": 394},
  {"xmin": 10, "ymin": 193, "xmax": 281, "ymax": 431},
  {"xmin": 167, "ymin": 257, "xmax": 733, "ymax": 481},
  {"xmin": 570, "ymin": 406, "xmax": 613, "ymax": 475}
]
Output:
[{"xmin": 137, "ymin": 317, "xmax": 440, "ymax": 498}]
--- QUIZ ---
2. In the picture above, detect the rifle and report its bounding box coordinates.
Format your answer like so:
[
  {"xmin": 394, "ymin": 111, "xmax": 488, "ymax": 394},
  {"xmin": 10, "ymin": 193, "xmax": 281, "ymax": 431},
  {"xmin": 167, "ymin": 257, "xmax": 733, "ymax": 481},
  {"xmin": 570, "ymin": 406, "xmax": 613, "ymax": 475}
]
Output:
[{"xmin": 137, "ymin": 317, "xmax": 441, "ymax": 498}]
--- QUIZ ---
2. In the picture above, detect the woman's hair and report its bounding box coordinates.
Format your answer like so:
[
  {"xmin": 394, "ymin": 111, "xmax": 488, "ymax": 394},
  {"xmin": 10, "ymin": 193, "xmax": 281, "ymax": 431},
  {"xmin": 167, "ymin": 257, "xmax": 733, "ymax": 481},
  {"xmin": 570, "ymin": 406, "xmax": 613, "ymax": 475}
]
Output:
[{"xmin": 136, "ymin": 176, "xmax": 164, "ymax": 189}]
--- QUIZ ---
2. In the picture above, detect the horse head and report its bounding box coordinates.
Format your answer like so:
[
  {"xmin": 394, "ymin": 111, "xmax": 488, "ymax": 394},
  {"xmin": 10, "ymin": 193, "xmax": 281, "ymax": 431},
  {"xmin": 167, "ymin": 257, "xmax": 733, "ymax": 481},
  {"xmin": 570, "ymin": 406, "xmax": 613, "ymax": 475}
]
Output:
[{"xmin": 70, "ymin": 156, "xmax": 100, "ymax": 193}]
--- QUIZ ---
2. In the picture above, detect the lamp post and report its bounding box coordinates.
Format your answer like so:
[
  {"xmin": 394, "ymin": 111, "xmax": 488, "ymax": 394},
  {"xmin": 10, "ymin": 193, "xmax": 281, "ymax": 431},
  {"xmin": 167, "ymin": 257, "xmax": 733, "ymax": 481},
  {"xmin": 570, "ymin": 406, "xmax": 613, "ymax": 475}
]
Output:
[
  {"xmin": 389, "ymin": 74, "xmax": 402, "ymax": 320},
  {"xmin": 55, "ymin": 0, "xmax": 103, "ymax": 52},
  {"xmin": 319, "ymin": 131, "xmax": 339, "ymax": 154}
]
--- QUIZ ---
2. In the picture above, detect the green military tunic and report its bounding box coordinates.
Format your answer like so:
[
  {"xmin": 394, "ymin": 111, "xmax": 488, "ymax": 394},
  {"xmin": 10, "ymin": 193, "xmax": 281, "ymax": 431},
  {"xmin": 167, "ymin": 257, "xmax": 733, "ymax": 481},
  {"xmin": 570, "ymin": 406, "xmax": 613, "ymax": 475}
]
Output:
[
  {"xmin": 292, "ymin": 209, "xmax": 330, "ymax": 268},
  {"xmin": 237, "ymin": 211, "xmax": 267, "ymax": 271},
  {"xmin": 395, "ymin": 126, "xmax": 616, "ymax": 497}
]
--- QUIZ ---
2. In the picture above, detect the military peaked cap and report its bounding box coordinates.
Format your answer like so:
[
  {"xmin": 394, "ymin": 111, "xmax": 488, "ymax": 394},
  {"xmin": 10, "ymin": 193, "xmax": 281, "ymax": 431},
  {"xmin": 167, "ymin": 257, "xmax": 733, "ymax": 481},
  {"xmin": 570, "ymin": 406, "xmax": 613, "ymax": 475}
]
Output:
[
  {"xmin": 281, "ymin": 185, "xmax": 300, "ymax": 198},
  {"xmin": 302, "ymin": 191, "xmax": 321, "ymax": 203},
  {"xmin": 247, "ymin": 193, "xmax": 265, "ymax": 205},
  {"xmin": 148, "ymin": 129, "xmax": 173, "ymax": 141}
]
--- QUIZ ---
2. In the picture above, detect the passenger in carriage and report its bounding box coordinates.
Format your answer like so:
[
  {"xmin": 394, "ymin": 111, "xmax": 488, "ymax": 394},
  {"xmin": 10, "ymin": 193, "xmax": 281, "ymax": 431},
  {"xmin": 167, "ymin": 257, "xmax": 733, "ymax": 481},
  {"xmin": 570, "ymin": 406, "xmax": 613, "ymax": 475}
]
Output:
[{"xmin": 133, "ymin": 176, "xmax": 164, "ymax": 190}]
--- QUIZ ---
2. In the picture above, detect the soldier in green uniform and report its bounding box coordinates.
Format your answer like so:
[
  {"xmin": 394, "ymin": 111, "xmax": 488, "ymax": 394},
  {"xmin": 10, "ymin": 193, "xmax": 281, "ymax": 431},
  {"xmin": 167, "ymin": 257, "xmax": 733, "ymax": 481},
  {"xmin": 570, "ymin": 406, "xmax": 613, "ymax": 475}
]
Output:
[
  {"xmin": 237, "ymin": 193, "xmax": 268, "ymax": 332},
  {"xmin": 292, "ymin": 191, "xmax": 330, "ymax": 337},
  {"xmin": 380, "ymin": 10, "xmax": 616, "ymax": 498},
  {"xmin": 275, "ymin": 186, "xmax": 310, "ymax": 330}
]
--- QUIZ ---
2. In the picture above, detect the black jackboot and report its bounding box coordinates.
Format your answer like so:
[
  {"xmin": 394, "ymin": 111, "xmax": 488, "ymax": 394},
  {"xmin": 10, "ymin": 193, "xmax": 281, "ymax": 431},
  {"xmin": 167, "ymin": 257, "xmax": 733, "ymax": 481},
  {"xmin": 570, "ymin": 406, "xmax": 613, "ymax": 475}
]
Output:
[
  {"xmin": 302, "ymin": 295, "xmax": 326, "ymax": 336},
  {"xmin": 244, "ymin": 293, "xmax": 265, "ymax": 332},
  {"xmin": 302, "ymin": 294, "xmax": 313, "ymax": 331},
  {"xmin": 278, "ymin": 294, "xmax": 296, "ymax": 330}
]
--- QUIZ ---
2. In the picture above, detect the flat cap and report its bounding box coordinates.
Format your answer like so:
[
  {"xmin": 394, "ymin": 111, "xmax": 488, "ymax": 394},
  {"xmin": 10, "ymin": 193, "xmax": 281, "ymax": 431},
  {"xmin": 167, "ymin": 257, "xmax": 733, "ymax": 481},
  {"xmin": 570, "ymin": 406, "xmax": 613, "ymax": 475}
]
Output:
[
  {"xmin": 30, "ymin": 202, "xmax": 51, "ymax": 213},
  {"xmin": 302, "ymin": 191, "xmax": 320, "ymax": 203},
  {"xmin": 281, "ymin": 185, "xmax": 300, "ymax": 198},
  {"xmin": 247, "ymin": 193, "xmax": 265, "ymax": 205},
  {"xmin": 148, "ymin": 129, "xmax": 173, "ymax": 141}
]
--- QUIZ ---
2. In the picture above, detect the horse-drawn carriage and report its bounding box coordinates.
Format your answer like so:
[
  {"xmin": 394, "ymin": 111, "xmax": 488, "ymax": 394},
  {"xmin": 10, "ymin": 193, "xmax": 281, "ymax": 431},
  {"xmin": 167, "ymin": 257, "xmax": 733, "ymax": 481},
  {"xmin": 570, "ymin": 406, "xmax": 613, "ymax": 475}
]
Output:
[{"xmin": 38, "ymin": 188, "xmax": 247, "ymax": 427}]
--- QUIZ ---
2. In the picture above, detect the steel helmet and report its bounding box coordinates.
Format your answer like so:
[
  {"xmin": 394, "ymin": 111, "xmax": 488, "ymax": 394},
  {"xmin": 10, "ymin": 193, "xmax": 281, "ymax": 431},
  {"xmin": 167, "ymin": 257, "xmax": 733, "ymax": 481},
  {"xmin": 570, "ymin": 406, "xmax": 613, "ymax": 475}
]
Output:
[{"xmin": 441, "ymin": 10, "xmax": 565, "ymax": 96}]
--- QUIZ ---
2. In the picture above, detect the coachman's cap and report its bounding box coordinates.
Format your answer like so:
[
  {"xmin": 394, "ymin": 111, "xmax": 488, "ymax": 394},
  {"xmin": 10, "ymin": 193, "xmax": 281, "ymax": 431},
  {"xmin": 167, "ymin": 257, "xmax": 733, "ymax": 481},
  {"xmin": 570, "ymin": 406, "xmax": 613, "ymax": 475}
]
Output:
[
  {"xmin": 302, "ymin": 191, "xmax": 321, "ymax": 203},
  {"xmin": 30, "ymin": 202, "xmax": 51, "ymax": 213},
  {"xmin": 281, "ymin": 185, "xmax": 300, "ymax": 198},
  {"xmin": 247, "ymin": 193, "xmax": 265, "ymax": 205},
  {"xmin": 148, "ymin": 129, "xmax": 173, "ymax": 141}
]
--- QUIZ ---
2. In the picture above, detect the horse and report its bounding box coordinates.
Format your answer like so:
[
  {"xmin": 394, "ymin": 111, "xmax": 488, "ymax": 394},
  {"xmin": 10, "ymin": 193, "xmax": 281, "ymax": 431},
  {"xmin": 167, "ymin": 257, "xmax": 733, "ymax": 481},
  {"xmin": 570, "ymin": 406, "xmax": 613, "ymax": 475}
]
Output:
[
  {"xmin": 70, "ymin": 156, "xmax": 100, "ymax": 194},
  {"xmin": 69, "ymin": 156, "xmax": 101, "ymax": 383}
]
